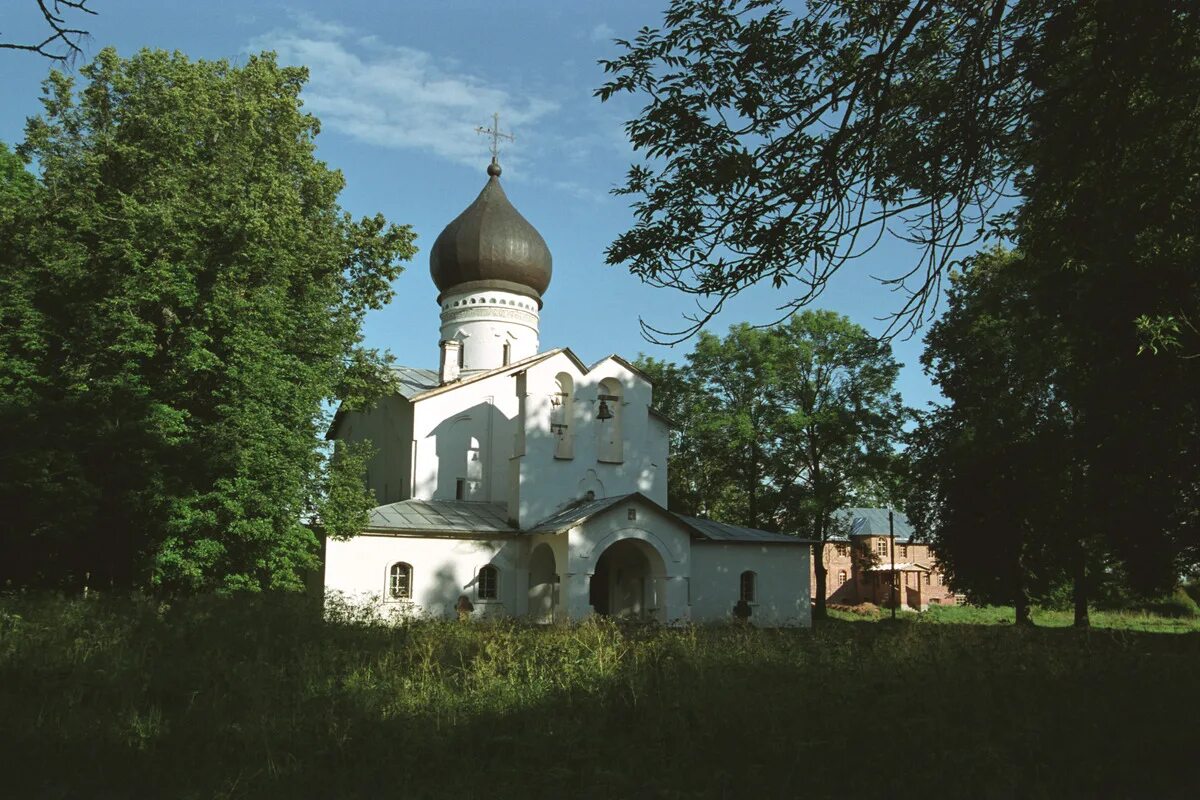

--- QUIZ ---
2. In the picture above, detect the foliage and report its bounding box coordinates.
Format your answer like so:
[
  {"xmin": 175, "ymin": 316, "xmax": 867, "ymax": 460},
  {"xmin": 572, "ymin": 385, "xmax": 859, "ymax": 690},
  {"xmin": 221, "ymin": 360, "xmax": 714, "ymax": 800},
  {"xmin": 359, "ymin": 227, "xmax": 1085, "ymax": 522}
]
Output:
[
  {"xmin": 597, "ymin": 0, "xmax": 1050, "ymax": 341},
  {"xmin": 0, "ymin": 49, "xmax": 415, "ymax": 594},
  {"xmin": 639, "ymin": 311, "xmax": 906, "ymax": 619},
  {"xmin": 1013, "ymin": 2, "xmax": 1200, "ymax": 591},
  {"xmin": 1, "ymin": 592, "xmax": 1198, "ymax": 798},
  {"xmin": 906, "ymin": 247, "xmax": 1083, "ymax": 624}
]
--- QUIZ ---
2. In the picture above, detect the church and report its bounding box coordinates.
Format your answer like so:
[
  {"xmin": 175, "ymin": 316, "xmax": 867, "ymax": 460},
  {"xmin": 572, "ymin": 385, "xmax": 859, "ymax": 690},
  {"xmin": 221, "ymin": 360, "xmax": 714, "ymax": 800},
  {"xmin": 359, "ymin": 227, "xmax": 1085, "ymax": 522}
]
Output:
[{"xmin": 322, "ymin": 157, "xmax": 811, "ymax": 627}]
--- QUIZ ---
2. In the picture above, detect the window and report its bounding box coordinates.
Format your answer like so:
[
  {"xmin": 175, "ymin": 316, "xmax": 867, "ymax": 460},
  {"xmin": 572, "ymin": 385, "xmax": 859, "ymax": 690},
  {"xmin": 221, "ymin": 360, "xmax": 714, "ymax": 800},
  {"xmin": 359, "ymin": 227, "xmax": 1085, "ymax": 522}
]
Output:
[
  {"xmin": 627, "ymin": 508, "xmax": 637, "ymax": 521},
  {"xmin": 837, "ymin": 569, "xmax": 847, "ymax": 586},
  {"xmin": 924, "ymin": 572, "xmax": 931, "ymax": 585},
  {"xmin": 502, "ymin": 341, "xmax": 511, "ymax": 366},
  {"xmin": 835, "ymin": 544, "xmax": 848, "ymax": 557},
  {"xmin": 876, "ymin": 539, "xmax": 888, "ymax": 556},
  {"xmin": 388, "ymin": 562, "xmax": 413, "ymax": 600},
  {"xmin": 455, "ymin": 478, "xmax": 465, "ymax": 500},
  {"xmin": 899, "ymin": 545, "xmax": 908, "ymax": 559},
  {"xmin": 739, "ymin": 571, "xmax": 756, "ymax": 603},
  {"xmin": 552, "ymin": 373, "xmax": 574, "ymax": 459},
  {"xmin": 936, "ymin": 573, "xmax": 944, "ymax": 586},
  {"xmin": 478, "ymin": 565, "xmax": 498, "ymax": 600},
  {"xmin": 597, "ymin": 377, "xmax": 623, "ymax": 463}
]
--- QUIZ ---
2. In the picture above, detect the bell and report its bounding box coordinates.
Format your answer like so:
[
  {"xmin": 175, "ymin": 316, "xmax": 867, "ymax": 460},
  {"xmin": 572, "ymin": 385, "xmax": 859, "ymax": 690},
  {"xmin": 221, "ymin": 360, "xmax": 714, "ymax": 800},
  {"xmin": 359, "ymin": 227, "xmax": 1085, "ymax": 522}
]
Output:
[{"xmin": 597, "ymin": 398, "xmax": 613, "ymax": 420}]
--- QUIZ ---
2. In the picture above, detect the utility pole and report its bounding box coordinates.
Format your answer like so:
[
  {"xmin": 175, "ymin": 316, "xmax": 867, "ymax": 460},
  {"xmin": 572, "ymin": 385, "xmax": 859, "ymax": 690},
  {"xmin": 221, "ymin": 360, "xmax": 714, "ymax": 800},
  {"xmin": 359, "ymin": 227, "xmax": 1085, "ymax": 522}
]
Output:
[{"xmin": 889, "ymin": 509, "xmax": 896, "ymax": 620}]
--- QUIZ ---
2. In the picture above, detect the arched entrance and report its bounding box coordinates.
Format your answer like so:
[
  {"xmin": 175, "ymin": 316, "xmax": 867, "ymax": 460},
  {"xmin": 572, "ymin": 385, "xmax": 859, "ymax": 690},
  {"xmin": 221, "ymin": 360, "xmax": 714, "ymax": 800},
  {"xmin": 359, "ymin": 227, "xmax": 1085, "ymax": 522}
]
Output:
[
  {"xmin": 589, "ymin": 538, "xmax": 668, "ymax": 622},
  {"xmin": 527, "ymin": 543, "xmax": 557, "ymax": 623}
]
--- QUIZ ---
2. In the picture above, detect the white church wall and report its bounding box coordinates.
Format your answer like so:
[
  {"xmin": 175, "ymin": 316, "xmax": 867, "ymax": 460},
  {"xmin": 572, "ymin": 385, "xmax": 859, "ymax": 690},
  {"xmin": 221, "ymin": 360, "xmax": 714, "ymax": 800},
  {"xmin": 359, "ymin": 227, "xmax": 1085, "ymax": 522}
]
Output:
[
  {"xmin": 690, "ymin": 543, "xmax": 811, "ymax": 627},
  {"xmin": 410, "ymin": 373, "xmax": 521, "ymax": 505},
  {"xmin": 512, "ymin": 353, "xmax": 667, "ymax": 528},
  {"xmin": 438, "ymin": 288, "xmax": 541, "ymax": 370},
  {"xmin": 324, "ymin": 533, "xmax": 526, "ymax": 619},
  {"xmin": 334, "ymin": 396, "xmax": 414, "ymax": 505}
]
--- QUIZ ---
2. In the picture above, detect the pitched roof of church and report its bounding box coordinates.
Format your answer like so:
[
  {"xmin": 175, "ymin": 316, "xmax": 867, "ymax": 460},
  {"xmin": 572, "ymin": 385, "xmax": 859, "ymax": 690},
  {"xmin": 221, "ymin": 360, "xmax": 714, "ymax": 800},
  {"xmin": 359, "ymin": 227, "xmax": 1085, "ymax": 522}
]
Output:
[
  {"xmin": 363, "ymin": 492, "xmax": 807, "ymax": 543},
  {"xmin": 676, "ymin": 514, "xmax": 807, "ymax": 544},
  {"xmin": 367, "ymin": 499, "xmax": 513, "ymax": 534}
]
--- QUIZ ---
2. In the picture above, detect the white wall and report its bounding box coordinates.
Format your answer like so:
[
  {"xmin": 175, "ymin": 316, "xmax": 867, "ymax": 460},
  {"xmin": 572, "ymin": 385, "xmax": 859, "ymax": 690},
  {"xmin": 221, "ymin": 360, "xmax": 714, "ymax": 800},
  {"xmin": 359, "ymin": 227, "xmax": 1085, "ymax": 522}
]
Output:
[
  {"xmin": 511, "ymin": 352, "xmax": 667, "ymax": 528},
  {"xmin": 438, "ymin": 287, "xmax": 540, "ymax": 371},
  {"xmin": 324, "ymin": 533, "xmax": 527, "ymax": 619},
  {"xmin": 690, "ymin": 542, "xmax": 811, "ymax": 627},
  {"xmin": 334, "ymin": 395, "xmax": 414, "ymax": 505}
]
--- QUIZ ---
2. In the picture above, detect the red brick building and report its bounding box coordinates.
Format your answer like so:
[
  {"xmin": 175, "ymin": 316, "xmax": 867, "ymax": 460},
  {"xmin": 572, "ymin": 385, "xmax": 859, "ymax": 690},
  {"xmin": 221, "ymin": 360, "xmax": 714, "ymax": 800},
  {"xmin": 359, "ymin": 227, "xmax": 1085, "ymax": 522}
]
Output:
[{"xmin": 809, "ymin": 508, "xmax": 957, "ymax": 610}]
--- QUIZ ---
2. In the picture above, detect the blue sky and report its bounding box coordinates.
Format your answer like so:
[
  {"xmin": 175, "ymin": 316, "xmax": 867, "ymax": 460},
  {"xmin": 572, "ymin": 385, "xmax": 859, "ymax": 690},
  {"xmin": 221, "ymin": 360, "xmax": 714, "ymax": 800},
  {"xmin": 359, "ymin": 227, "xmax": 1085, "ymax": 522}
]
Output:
[{"xmin": 1, "ymin": 0, "xmax": 948, "ymax": 410}]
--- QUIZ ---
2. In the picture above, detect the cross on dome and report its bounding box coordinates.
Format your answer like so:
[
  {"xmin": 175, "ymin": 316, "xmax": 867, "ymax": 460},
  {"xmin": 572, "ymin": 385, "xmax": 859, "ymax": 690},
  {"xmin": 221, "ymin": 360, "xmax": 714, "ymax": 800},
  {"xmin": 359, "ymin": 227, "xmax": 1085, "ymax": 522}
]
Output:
[{"xmin": 475, "ymin": 112, "xmax": 514, "ymax": 172}]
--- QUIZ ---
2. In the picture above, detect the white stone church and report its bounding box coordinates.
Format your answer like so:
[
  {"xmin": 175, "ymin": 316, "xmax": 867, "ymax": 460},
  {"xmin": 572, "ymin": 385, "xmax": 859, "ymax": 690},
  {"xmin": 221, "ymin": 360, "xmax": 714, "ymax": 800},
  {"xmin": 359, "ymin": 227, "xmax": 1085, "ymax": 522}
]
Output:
[{"xmin": 322, "ymin": 159, "xmax": 811, "ymax": 626}]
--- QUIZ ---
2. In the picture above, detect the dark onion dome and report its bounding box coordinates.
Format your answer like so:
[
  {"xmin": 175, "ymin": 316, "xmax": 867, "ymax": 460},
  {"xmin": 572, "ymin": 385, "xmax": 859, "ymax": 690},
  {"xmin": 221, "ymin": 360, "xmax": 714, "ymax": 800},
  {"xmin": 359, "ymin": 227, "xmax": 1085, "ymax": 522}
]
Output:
[{"xmin": 430, "ymin": 161, "xmax": 552, "ymax": 303}]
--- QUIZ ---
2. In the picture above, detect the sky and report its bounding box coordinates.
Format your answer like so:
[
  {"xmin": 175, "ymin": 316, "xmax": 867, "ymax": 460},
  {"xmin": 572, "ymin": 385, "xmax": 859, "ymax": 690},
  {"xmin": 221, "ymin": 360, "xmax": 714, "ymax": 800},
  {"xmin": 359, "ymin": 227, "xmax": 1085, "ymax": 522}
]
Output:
[{"xmin": 0, "ymin": 0, "xmax": 949, "ymax": 411}]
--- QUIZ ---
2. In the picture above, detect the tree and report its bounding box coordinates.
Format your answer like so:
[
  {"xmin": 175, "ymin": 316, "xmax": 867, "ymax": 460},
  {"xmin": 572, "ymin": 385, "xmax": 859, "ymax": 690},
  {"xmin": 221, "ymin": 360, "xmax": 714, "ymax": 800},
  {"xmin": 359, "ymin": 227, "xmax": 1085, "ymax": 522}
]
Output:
[
  {"xmin": 1014, "ymin": 3, "xmax": 1200, "ymax": 593},
  {"xmin": 0, "ymin": 48, "xmax": 415, "ymax": 594},
  {"xmin": 906, "ymin": 248, "xmax": 1083, "ymax": 625},
  {"xmin": 1, "ymin": 1, "xmax": 96, "ymax": 63},
  {"xmin": 770, "ymin": 312, "xmax": 906, "ymax": 620},
  {"xmin": 640, "ymin": 311, "xmax": 907, "ymax": 620},
  {"xmin": 597, "ymin": 0, "xmax": 1048, "ymax": 342}
]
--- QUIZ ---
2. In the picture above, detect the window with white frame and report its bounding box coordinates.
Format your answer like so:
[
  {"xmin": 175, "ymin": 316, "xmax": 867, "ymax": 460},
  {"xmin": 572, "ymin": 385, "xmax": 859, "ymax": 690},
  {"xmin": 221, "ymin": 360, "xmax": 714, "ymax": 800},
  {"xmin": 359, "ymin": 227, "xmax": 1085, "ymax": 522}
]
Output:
[
  {"xmin": 838, "ymin": 569, "xmax": 847, "ymax": 586},
  {"xmin": 739, "ymin": 570, "xmax": 756, "ymax": 603},
  {"xmin": 876, "ymin": 538, "xmax": 888, "ymax": 556},
  {"xmin": 478, "ymin": 565, "xmax": 499, "ymax": 600},
  {"xmin": 388, "ymin": 562, "xmax": 413, "ymax": 600}
]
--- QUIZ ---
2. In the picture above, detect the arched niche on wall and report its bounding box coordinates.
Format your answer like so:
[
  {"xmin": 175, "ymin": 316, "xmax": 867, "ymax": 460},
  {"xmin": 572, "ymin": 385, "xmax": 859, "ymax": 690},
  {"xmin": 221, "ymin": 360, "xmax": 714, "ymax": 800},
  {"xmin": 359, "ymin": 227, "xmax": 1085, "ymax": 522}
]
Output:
[
  {"xmin": 597, "ymin": 377, "xmax": 623, "ymax": 463},
  {"xmin": 552, "ymin": 372, "xmax": 574, "ymax": 459}
]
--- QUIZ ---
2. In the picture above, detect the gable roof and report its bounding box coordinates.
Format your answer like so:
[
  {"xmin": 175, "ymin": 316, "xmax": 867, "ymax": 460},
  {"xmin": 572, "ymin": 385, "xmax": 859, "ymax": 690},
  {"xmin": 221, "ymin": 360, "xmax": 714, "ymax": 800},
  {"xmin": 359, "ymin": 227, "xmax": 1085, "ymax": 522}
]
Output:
[
  {"xmin": 363, "ymin": 492, "xmax": 808, "ymax": 544},
  {"xmin": 832, "ymin": 507, "xmax": 916, "ymax": 542},
  {"xmin": 678, "ymin": 515, "xmax": 807, "ymax": 544}
]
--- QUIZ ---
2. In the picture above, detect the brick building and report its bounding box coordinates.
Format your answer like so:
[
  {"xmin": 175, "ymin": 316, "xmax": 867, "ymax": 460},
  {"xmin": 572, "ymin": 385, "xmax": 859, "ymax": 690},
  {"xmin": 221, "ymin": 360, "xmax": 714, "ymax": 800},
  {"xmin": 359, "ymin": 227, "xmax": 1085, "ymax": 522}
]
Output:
[{"xmin": 810, "ymin": 508, "xmax": 957, "ymax": 610}]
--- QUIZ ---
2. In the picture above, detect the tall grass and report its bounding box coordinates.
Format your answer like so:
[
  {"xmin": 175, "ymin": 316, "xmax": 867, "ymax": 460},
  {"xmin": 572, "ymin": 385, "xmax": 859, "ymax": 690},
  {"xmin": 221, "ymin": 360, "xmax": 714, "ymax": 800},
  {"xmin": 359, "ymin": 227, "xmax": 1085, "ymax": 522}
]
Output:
[{"xmin": 2, "ymin": 593, "xmax": 1197, "ymax": 798}]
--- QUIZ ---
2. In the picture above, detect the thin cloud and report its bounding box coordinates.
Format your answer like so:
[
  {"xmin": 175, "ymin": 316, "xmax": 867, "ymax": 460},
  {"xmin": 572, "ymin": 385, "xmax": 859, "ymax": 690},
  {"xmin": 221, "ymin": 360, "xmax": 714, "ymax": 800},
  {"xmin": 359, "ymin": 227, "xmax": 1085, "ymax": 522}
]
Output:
[
  {"xmin": 249, "ymin": 18, "xmax": 557, "ymax": 171},
  {"xmin": 590, "ymin": 23, "xmax": 615, "ymax": 43}
]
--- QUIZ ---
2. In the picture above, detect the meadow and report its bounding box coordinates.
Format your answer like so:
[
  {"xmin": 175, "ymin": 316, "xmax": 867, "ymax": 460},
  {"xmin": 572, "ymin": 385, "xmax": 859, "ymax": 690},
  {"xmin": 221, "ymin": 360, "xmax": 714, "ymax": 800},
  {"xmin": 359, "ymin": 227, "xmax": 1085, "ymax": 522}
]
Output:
[{"xmin": 2, "ymin": 593, "xmax": 1197, "ymax": 799}]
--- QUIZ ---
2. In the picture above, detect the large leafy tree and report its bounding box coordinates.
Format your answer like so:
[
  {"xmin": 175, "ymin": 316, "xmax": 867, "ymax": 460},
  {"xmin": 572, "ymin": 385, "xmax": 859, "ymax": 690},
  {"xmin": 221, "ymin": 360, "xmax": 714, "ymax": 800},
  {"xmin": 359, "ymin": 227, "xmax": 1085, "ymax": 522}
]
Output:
[
  {"xmin": 906, "ymin": 249, "xmax": 1084, "ymax": 625},
  {"xmin": 1015, "ymin": 3, "xmax": 1200, "ymax": 592},
  {"xmin": 640, "ymin": 311, "xmax": 906, "ymax": 620},
  {"xmin": 0, "ymin": 49, "xmax": 415, "ymax": 594},
  {"xmin": 771, "ymin": 311, "xmax": 906, "ymax": 620},
  {"xmin": 602, "ymin": 0, "xmax": 1199, "ymax": 601}
]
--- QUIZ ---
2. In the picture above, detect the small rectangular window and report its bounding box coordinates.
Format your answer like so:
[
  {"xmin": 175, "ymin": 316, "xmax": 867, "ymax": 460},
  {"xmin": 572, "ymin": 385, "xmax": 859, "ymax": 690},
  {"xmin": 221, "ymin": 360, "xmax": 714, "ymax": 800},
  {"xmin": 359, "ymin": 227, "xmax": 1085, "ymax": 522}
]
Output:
[
  {"xmin": 900, "ymin": 545, "xmax": 908, "ymax": 559},
  {"xmin": 924, "ymin": 573, "xmax": 931, "ymax": 585},
  {"xmin": 835, "ymin": 543, "xmax": 848, "ymax": 557},
  {"xmin": 876, "ymin": 539, "xmax": 888, "ymax": 556},
  {"xmin": 455, "ymin": 479, "xmax": 465, "ymax": 500},
  {"xmin": 627, "ymin": 508, "xmax": 637, "ymax": 520}
]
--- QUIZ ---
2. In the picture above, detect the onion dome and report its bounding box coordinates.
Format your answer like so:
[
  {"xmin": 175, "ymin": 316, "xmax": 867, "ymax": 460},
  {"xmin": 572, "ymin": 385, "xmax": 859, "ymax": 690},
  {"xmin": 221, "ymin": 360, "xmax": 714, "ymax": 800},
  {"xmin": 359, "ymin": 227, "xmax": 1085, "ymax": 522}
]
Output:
[{"xmin": 430, "ymin": 161, "xmax": 553, "ymax": 302}]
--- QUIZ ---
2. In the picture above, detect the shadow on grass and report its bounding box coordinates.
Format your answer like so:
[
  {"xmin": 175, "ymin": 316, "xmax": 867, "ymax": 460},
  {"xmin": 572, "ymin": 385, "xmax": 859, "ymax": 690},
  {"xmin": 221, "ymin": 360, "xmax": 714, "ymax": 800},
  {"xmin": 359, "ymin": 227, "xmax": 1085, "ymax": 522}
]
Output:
[{"xmin": 2, "ymin": 593, "xmax": 1198, "ymax": 799}]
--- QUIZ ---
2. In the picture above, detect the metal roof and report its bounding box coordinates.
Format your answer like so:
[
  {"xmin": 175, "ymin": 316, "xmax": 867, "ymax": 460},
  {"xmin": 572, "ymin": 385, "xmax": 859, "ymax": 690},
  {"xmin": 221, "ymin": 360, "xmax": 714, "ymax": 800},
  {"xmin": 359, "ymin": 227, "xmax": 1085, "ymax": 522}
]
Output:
[
  {"xmin": 833, "ymin": 507, "xmax": 916, "ymax": 542},
  {"xmin": 367, "ymin": 499, "xmax": 514, "ymax": 534},
  {"xmin": 364, "ymin": 492, "xmax": 804, "ymax": 546},
  {"xmin": 390, "ymin": 366, "xmax": 440, "ymax": 399},
  {"xmin": 527, "ymin": 494, "xmax": 629, "ymax": 533},
  {"xmin": 676, "ymin": 515, "xmax": 807, "ymax": 544}
]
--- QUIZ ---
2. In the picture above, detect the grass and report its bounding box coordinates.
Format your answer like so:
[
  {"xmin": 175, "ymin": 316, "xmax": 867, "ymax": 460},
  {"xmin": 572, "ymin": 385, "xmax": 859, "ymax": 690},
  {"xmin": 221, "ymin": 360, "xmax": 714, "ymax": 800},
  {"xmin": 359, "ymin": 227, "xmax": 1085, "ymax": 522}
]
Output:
[
  {"xmin": 2, "ymin": 593, "xmax": 1198, "ymax": 799},
  {"xmin": 830, "ymin": 601, "xmax": 1200, "ymax": 633}
]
